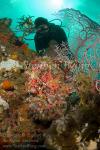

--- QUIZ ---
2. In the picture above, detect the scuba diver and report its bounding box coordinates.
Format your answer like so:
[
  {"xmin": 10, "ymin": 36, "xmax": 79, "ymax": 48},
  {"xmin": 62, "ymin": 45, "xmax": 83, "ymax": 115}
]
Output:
[
  {"xmin": 34, "ymin": 17, "xmax": 69, "ymax": 55},
  {"xmin": 15, "ymin": 16, "xmax": 75, "ymax": 59}
]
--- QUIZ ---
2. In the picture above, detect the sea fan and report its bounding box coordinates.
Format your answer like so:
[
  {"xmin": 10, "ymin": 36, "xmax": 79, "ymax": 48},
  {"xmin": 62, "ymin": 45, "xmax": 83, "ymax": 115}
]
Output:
[{"xmin": 55, "ymin": 8, "xmax": 100, "ymax": 80}]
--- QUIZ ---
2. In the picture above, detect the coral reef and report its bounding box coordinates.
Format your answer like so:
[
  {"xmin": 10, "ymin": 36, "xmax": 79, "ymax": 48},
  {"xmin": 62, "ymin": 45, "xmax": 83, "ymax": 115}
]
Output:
[
  {"xmin": 26, "ymin": 57, "xmax": 74, "ymax": 122},
  {"xmin": 75, "ymin": 73, "xmax": 94, "ymax": 105},
  {"xmin": 0, "ymin": 17, "xmax": 100, "ymax": 150},
  {"xmin": 45, "ymin": 115, "xmax": 78, "ymax": 150}
]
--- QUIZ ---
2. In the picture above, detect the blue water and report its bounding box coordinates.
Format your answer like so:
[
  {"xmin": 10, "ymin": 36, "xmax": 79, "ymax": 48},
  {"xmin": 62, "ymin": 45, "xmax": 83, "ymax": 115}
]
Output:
[
  {"xmin": 0, "ymin": 0, "xmax": 100, "ymax": 79},
  {"xmin": 0, "ymin": 0, "xmax": 100, "ymax": 50}
]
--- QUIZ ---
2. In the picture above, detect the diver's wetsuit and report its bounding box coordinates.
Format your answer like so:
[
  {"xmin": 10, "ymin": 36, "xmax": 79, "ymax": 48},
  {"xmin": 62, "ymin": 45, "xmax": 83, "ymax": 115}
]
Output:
[{"xmin": 34, "ymin": 23, "xmax": 68, "ymax": 52}]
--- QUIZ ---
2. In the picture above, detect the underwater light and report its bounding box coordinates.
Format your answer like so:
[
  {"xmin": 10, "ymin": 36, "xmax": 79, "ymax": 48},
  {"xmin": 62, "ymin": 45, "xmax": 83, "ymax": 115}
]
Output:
[{"xmin": 49, "ymin": 0, "xmax": 64, "ymax": 10}]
